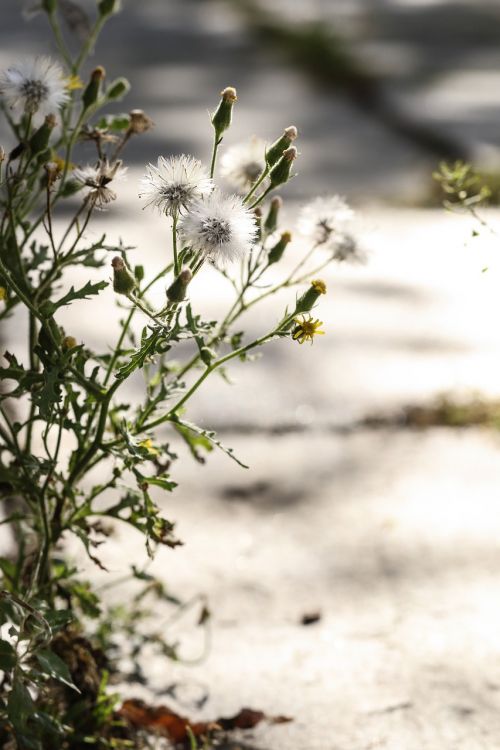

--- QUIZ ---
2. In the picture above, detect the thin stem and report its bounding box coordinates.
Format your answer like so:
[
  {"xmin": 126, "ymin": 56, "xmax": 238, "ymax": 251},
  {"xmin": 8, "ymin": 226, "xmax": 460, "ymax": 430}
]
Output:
[
  {"xmin": 248, "ymin": 185, "xmax": 273, "ymax": 210},
  {"xmin": 172, "ymin": 212, "xmax": 180, "ymax": 275},
  {"xmin": 47, "ymin": 12, "xmax": 73, "ymax": 69},
  {"xmin": 209, "ymin": 135, "xmax": 221, "ymax": 179},
  {"xmin": 243, "ymin": 166, "xmax": 269, "ymax": 204}
]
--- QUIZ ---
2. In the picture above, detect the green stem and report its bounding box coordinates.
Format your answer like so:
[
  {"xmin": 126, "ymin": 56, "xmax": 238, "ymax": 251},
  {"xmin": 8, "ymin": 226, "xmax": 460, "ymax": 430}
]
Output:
[
  {"xmin": 47, "ymin": 11, "xmax": 73, "ymax": 69},
  {"xmin": 172, "ymin": 212, "xmax": 180, "ymax": 275},
  {"xmin": 210, "ymin": 135, "xmax": 222, "ymax": 179},
  {"xmin": 248, "ymin": 185, "xmax": 273, "ymax": 210},
  {"xmin": 243, "ymin": 166, "xmax": 269, "ymax": 204}
]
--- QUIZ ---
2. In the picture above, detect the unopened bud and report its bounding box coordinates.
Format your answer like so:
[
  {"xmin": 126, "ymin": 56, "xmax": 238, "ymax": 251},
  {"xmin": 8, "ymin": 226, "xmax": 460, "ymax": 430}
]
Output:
[
  {"xmin": 0, "ymin": 287, "xmax": 6, "ymax": 302},
  {"xmin": 112, "ymin": 256, "xmax": 136, "ymax": 295},
  {"xmin": 98, "ymin": 0, "xmax": 121, "ymax": 16},
  {"xmin": 269, "ymin": 146, "xmax": 297, "ymax": 189},
  {"xmin": 166, "ymin": 267, "xmax": 192, "ymax": 302},
  {"xmin": 264, "ymin": 195, "xmax": 282, "ymax": 233},
  {"xmin": 268, "ymin": 231, "xmax": 292, "ymax": 265},
  {"xmin": 129, "ymin": 109, "xmax": 154, "ymax": 134},
  {"xmin": 62, "ymin": 336, "xmax": 78, "ymax": 350},
  {"xmin": 266, "ymin": 125, "xmax": 298, "ymax": 168},
  {"xmin": 29, "ymin": 114, "xmax": 57, "ymax": 155},
  {"xmin": 294, "ymin": 278, "xmax": 327, "ymax": 315},
  {"xmin": 200, "ymin": 346, "xmax": 216, "ymax": 366},
  {"xmin": 212, "ymin": 86, "xmax": 237, "ymax": 139},
  {"xmin": 106, "ymin": 77, "xmax": 130, "ymax": 102},
  {"xmin": 82, "ymin": 66, "xmax": 105, "ymax": 111}
]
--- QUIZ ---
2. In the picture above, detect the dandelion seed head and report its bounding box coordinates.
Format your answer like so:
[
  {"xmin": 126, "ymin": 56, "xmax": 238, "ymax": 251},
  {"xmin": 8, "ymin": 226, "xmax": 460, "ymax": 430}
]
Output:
[
  {"xmin": 298, "ymin": 195, "xmax": 354, "ymax": 246},
  {"xmin": 139, "ymin": 155, "xmax": 213, "ymax": 216},
  {"xmin": 220, "ymin": 137, "xmax": 266, "ymax": 193},
  {"xmin": 0, "ymin": 57, "xmax": 69, "ymax": 118},
  {"xmin": 179, "ymin": 191, "xmax": 257, "ymax": 264}
]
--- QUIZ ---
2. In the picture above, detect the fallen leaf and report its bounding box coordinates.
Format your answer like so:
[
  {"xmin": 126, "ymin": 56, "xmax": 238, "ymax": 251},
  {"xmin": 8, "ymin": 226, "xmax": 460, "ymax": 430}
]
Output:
[{"xmin": 118, "ymin": 699, "xmax": 292, "ymax": 744}]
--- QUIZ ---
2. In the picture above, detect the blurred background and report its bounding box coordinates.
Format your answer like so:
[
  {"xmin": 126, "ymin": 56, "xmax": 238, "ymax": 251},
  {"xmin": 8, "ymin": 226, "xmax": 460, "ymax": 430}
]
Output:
[{"xmin": 3, "ymin": 2, "xmax": 500, "ymax": 748}]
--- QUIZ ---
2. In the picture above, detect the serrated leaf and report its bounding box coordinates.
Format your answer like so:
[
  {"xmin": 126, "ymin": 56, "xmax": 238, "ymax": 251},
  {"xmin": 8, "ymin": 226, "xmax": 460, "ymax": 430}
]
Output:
[
  {"xmin": 53, "ymin": 280, "xmax": 108, "ymax": 310},
  {"xmin": 172, "ymin": 417, "xmax": 248, "ymax": 468},
  {"xmin": 36, "ymin": 649, "xmax": 80, "ymax": 692}
]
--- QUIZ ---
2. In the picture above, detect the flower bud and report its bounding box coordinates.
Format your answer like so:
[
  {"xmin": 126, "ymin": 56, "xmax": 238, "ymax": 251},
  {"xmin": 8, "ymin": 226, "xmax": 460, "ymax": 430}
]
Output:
[
  {"xmin": 0, "ymin": 287, "xmax": 7, "ymax": 302},
  {"xmin": 166, "ymin": 267, "xmax": 192, "ymax": 302},
  {"xmin": 211, "ymin": 86, "xmax": 237, "ymax": 140},
  {"xmin": 134, "ymin": 264, "xmax": 145, "ymax": 283},
  {"xmin": 106, "ymin": 77, "xmax": 130, "ymax": 102},
  {"xmin": 112, "ymin": 256, "xmax": 136, "ymax": 295},
  {"xmin": 268, "ymin": 231, "xmax": 291, "ymax": 265},
  {"xmin": 269, "ymin": 146, "xmax": 297, "ymax": 189},
  {"xmin": 265, "ymin": 125, "xmax": 298, "ymax": 168},
  {"xmin": 29, "ymin": 114, "xmax": 56, "ymax": 155},
  {"xmin": 82, "ymin": 66, "xmax": 105, "ymax": 111},
  {"xmin": 98, "ymin": 0, "xmax": 121, "ymax": 16},
  {"xmin": 200, "ymin": 346, "xmax": 216, "ymax": 366},
  {"xmin": 294, "ymin": 278, "xmax": 327, "ymax": 315},
  {"xmin": 264, "ymin": 196, "xmax": 282, "ymax": 233},
  {"xmin": 62, "ymin": 335, "xmax": 78, "ymax": 350}
]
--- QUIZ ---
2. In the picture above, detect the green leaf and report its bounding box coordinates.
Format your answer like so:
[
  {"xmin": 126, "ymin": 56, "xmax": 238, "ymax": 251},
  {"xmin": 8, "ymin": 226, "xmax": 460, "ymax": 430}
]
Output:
[
  {"xmin": 36, "ymin": 649, "xmax": 80, "ymax": 692},
  {"xmin": 172, "ymin": 417, "xmax": 248, "ymax": 468},
  {"xmin": 141, "ymin": 476, "xmax": 177, "ymax": 492},
  {"xmin": 7, "ymin": 677, "xmax": 35, "ymax": 730},
  {"xmin": 53, "ymin": 280, "xmax": 108, "ymax": 310},
  {"xmin": 173, "ymin": 421, "xmax": 213, "ymax": 464},
  {"xmin": 0, "ymin": 638, "xmax": 16, "ymax": 671},
  {"xmin": 116, "ymin": 327, "xmax": 163, "ymax": 380},
  {"xmin": 43, "ymin": 609, "xmax": 74, "ymax": 633},
  {"xmin": 96, "ymin": 113, "xmax": 130, "ymax": 131}
]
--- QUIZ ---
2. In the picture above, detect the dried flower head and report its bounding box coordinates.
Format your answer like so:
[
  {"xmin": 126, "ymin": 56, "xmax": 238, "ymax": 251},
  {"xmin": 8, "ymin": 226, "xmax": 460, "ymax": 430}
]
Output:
[
  {"xmin": 80, "ymin": 125, "xmax": 119, "ymax": 145},
  {"xmin": 129, "ymin": 109, "xmax": 154, "ymax": 134},
  {"xmin": 220, "ymin": 137, "xmax": 266, "ymax": 192},
  {"xmin": 297, "ymin": 195, "xmax": 354, "ymax": 246},
  {"xmin": 0, "ymin": 56, "xmax": 69, "ymax": 118},
  {"xmin": 292, "ymin": 315, "xmax": 325, "ymax": 345},
  {"xmin": 178, "ymin": 191, "xmax": 257, "ymax": 264},
  {"xmin": 73, "ymin": 159, "xmax": 126, "ymax": 209},
  {"xmin": 139, "ymin": 155, "xmax": 213, "ymax": 216}
]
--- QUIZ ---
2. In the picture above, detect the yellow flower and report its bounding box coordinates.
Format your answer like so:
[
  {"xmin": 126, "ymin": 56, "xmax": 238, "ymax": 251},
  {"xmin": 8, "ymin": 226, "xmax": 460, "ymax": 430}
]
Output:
[
  {"xmin": 66, "ymin": 75, "xmax": 84, "ymax": 91},
  {"xmin": 292, "ymin": 314, "xmax": 325, "ymax": 345},
  {"xmin": 0, "ymin": 287, "xmax": 6, "ymax": 301},
  {"xmin": 139, "ymin": 438, "xmax": 159, "ymax": 456},
  {"xmin": 50, "ymin": 152, "xmax": 70, "ymax": 173},
  {"xmin": 311, "ymin": 279, "xmax": 327, "ymax": 295}
]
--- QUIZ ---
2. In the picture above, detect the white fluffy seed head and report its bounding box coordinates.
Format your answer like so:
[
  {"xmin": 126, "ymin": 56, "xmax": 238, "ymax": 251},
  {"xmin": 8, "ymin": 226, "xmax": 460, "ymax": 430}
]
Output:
[
  {"xmin": 139, "ymin": 154, "xmax": 213, "ymax": 216},
  {"xmin": 297, "ymin": 195, "xmax": 354, "ymax": 246},
  {"xmin": 178, "ymin": 191, "xmax": 258, "ymax": 265},
  {"xmin": 0, "ymin": 57, "xmax": 69, "ymax": 118},
  {"xmin": 220, "ymin": 137, "xmax": 266, "ymax": 193}
]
